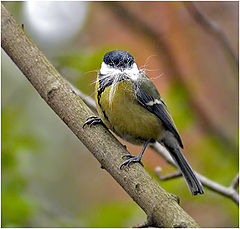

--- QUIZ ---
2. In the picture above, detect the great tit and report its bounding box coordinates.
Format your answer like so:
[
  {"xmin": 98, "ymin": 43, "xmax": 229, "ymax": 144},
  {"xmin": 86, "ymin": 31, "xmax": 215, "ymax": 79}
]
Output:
[{"xmin": 84, "ymin": 50, "xmax": 204, "ymax": 195}]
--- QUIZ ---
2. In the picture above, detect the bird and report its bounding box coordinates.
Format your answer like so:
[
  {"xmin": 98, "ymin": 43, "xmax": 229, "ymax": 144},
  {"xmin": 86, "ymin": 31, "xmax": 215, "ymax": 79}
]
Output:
[{"xmin": 83, "ymin": 50, "xmax": 204, "ymax": 195}]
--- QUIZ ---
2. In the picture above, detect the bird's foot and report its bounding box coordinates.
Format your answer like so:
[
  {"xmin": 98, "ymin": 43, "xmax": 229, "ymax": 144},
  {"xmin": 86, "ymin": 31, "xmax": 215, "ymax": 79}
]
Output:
[
  {"xmin": 83, "ymin": 116, "xmax": 103, "ymax": 128},
  {"xmin": 120, "ymin": 154, "xmax": 144, "ymax": 169}
]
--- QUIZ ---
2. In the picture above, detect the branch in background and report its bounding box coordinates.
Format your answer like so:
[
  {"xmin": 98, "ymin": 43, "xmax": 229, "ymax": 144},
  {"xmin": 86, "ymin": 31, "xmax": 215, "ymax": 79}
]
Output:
[
  {"xmin": 231, "ymin": 174, "xmax": 239, "ymax": 191},
  {"xmin": 1, "ymin": 4, "xmax": 200, "ymax": 228},
  {"xmin": 152, "ymin": 142, "xmax": 239, "ymax": 205},
  {"xmin": 184, "ymin": 1, "xmax": 238, "ymax": 71},
  {"xmin": 155, "ymin": 168, "xmax": 182, "ymax": 180},
  {"xmin": 66, "ymin": 80, "xmax": 97, "ymax": 112},
  {"xmin": 103, "ymin": 2, "xmax": 237, "ymax": 151},
  {"xmin": 65, "ymin": 80, "xmax": 239, "ymax": 206}
]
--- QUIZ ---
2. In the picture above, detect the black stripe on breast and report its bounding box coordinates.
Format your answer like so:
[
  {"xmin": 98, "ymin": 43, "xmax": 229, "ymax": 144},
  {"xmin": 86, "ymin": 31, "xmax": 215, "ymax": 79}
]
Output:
[
  {"xmin": 97, "ymin": 73, "xmax": 128, "ymax": 124},
  {"xmin": 97, "ymin": 73, "xmax": 128, "ymax": 102}
]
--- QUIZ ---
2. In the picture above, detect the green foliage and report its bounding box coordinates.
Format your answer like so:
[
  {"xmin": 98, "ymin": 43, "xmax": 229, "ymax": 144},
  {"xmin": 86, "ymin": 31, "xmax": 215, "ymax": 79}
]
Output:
[
  {"xmin": 2, "ymin": 191, "xmax": 32, "ymax": 227},
  {"xmin": 164, "ymin": 82, "xmax": 196, "ymax": 131},
  {"xmin": 84, "ymin": 201, "xmax": 144, "ymax": 227},
  {"xmin": 2, "ymin": 108, "xmax": 35, "ymax": 227},
  {"xmin": 56, "ymin": 47, "xmax": 134, "ymax": 96},
  {"xmin": 56, "ymin": 49, "xmax": 107, "ymax": 95},
  {"xmin": 193, "ymin": 134, "xmax": 238, "ymax": 184}
]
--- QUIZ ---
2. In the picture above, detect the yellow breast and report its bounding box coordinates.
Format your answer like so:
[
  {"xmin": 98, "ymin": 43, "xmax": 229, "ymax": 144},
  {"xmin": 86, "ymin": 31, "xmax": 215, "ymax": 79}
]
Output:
[{"xmin": 96, "ymin": 80, "xmax": 163, "ymax": 144}]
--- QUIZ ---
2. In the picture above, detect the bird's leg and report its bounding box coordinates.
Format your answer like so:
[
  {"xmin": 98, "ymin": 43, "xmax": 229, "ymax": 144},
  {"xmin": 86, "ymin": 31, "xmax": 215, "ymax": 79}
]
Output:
[
  {"xmin": 83, "ymin": 116, "xmax": 103, "ymax": 128},
  {"xmin": 120, "ymin": 139, "xmax": 151, "ymax": 169}
]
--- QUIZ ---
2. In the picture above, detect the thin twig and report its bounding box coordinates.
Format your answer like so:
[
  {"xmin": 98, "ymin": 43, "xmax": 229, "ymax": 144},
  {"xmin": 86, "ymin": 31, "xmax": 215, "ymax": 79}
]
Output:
[
  {"xmin": 231, "ymin": 173, "xmax": 239, "ymax": 191},
  {"xmin": 151, "ymin": 142, "xmax": 239, "ymax": 205},
  {"xmin": 184, "ymin": 2, "xmax": 238, "ymax": 70},
  {"xmin": 155, "ymin": 167, "xmax": 182, "ymax": 180},
  {"xmin": 66, "ymin": 80, "xmax": 97, "ymax": 112}
]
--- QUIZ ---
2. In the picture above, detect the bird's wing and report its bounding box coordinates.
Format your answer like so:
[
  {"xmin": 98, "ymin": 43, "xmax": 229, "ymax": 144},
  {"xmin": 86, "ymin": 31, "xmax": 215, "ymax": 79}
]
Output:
[{"xmin": 134, "ymin": 73, "xmax": 183, "ymax": 148}]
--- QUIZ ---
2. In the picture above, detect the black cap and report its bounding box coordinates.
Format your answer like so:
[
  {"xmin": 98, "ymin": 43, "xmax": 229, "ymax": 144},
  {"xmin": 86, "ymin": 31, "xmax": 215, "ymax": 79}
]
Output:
[{"xmin": 103, "ymin": 50, "xmax": 135, "ymax": 69}]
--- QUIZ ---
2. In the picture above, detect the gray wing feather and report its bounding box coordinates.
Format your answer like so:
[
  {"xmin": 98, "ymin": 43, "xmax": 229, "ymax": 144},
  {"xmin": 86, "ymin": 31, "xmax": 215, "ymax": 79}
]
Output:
[{"xmin": 134, "ymin": 73, "xmax": 183, "ymax": 148}]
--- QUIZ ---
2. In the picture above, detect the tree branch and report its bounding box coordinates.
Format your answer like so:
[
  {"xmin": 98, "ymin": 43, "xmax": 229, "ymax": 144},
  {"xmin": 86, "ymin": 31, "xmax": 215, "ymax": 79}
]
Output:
[
  {"xmin": 184, "ymin": 2, "xmax": 238, "ymax": 71},
  {"xmin": 66, "ymin": 80, "xmax": 97, "ymax": 112},
  {"xmin": 1, "ymin": 4, "xmax": 200, "ymax": 228},
  {"xmin": 230, "ymin": 173, "xmax": 239, "ymax": 191},
  {"xmin": 151, "ymin": 143, "xmax": 239, "ymax": 205},
  {"xmin": 155, "ymin": 168, "xmax": 182, "ymax": 181}
]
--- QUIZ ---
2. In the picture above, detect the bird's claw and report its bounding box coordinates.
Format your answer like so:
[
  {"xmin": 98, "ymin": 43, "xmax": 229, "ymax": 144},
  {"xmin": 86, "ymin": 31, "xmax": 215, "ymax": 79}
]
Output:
[
  {"xmin": 122, "ymin": 154, "xmax": 135, "ymax": 160},
  {"xmin": 120, "ymin": 154, "xmax": 144, "ymax": 170},
  {"xmin": 83, "ymin": 116, "xmax": 103, "ymax": 128}
]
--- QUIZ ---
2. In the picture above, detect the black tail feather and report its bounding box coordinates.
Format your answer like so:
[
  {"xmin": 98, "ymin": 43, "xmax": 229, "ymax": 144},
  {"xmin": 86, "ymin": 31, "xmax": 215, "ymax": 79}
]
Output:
[{"xmin": 165, "ymin": 145, "xmax": 204, "ymax": 195}]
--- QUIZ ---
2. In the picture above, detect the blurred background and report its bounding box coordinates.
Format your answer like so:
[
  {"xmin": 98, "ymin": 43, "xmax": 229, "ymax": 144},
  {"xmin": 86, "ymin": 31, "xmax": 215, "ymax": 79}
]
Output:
[{"xmin": 2, "ymin": 1, "xmax": 238, "ymax": 227}]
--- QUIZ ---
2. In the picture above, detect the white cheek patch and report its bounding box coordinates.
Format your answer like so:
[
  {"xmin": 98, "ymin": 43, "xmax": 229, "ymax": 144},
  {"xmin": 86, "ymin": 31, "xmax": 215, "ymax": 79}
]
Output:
[
  {"xmin": 124, "ymin": 63, "xmax": 139, "ymax": 81},
  {"xmin": 146, "ymin": 99, "xmax": 162, "ymax": 106},
  {"xmin": 100, "ymin": 62, "xmax": 121, "ymax": 75}
]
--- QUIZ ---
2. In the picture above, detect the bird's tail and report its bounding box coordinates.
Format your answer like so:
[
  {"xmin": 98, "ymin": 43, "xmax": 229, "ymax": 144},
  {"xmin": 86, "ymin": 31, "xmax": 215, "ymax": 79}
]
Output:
[{"xmin": 165, "ymin": 145, "xmax": 204, "ymax": 195}]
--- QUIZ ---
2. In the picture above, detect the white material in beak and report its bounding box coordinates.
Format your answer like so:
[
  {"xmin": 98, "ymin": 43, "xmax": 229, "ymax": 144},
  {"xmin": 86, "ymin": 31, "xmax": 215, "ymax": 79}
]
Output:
[{"xmin": 100, "ymin": 62, "xmax": 140, "ymax": 81}]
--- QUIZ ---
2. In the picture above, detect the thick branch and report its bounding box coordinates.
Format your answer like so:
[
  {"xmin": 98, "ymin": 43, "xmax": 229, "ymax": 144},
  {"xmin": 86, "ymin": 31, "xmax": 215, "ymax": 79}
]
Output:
[{"xmin": 1, "ymin": 4, "xmax": 199, "ymax": 228}]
